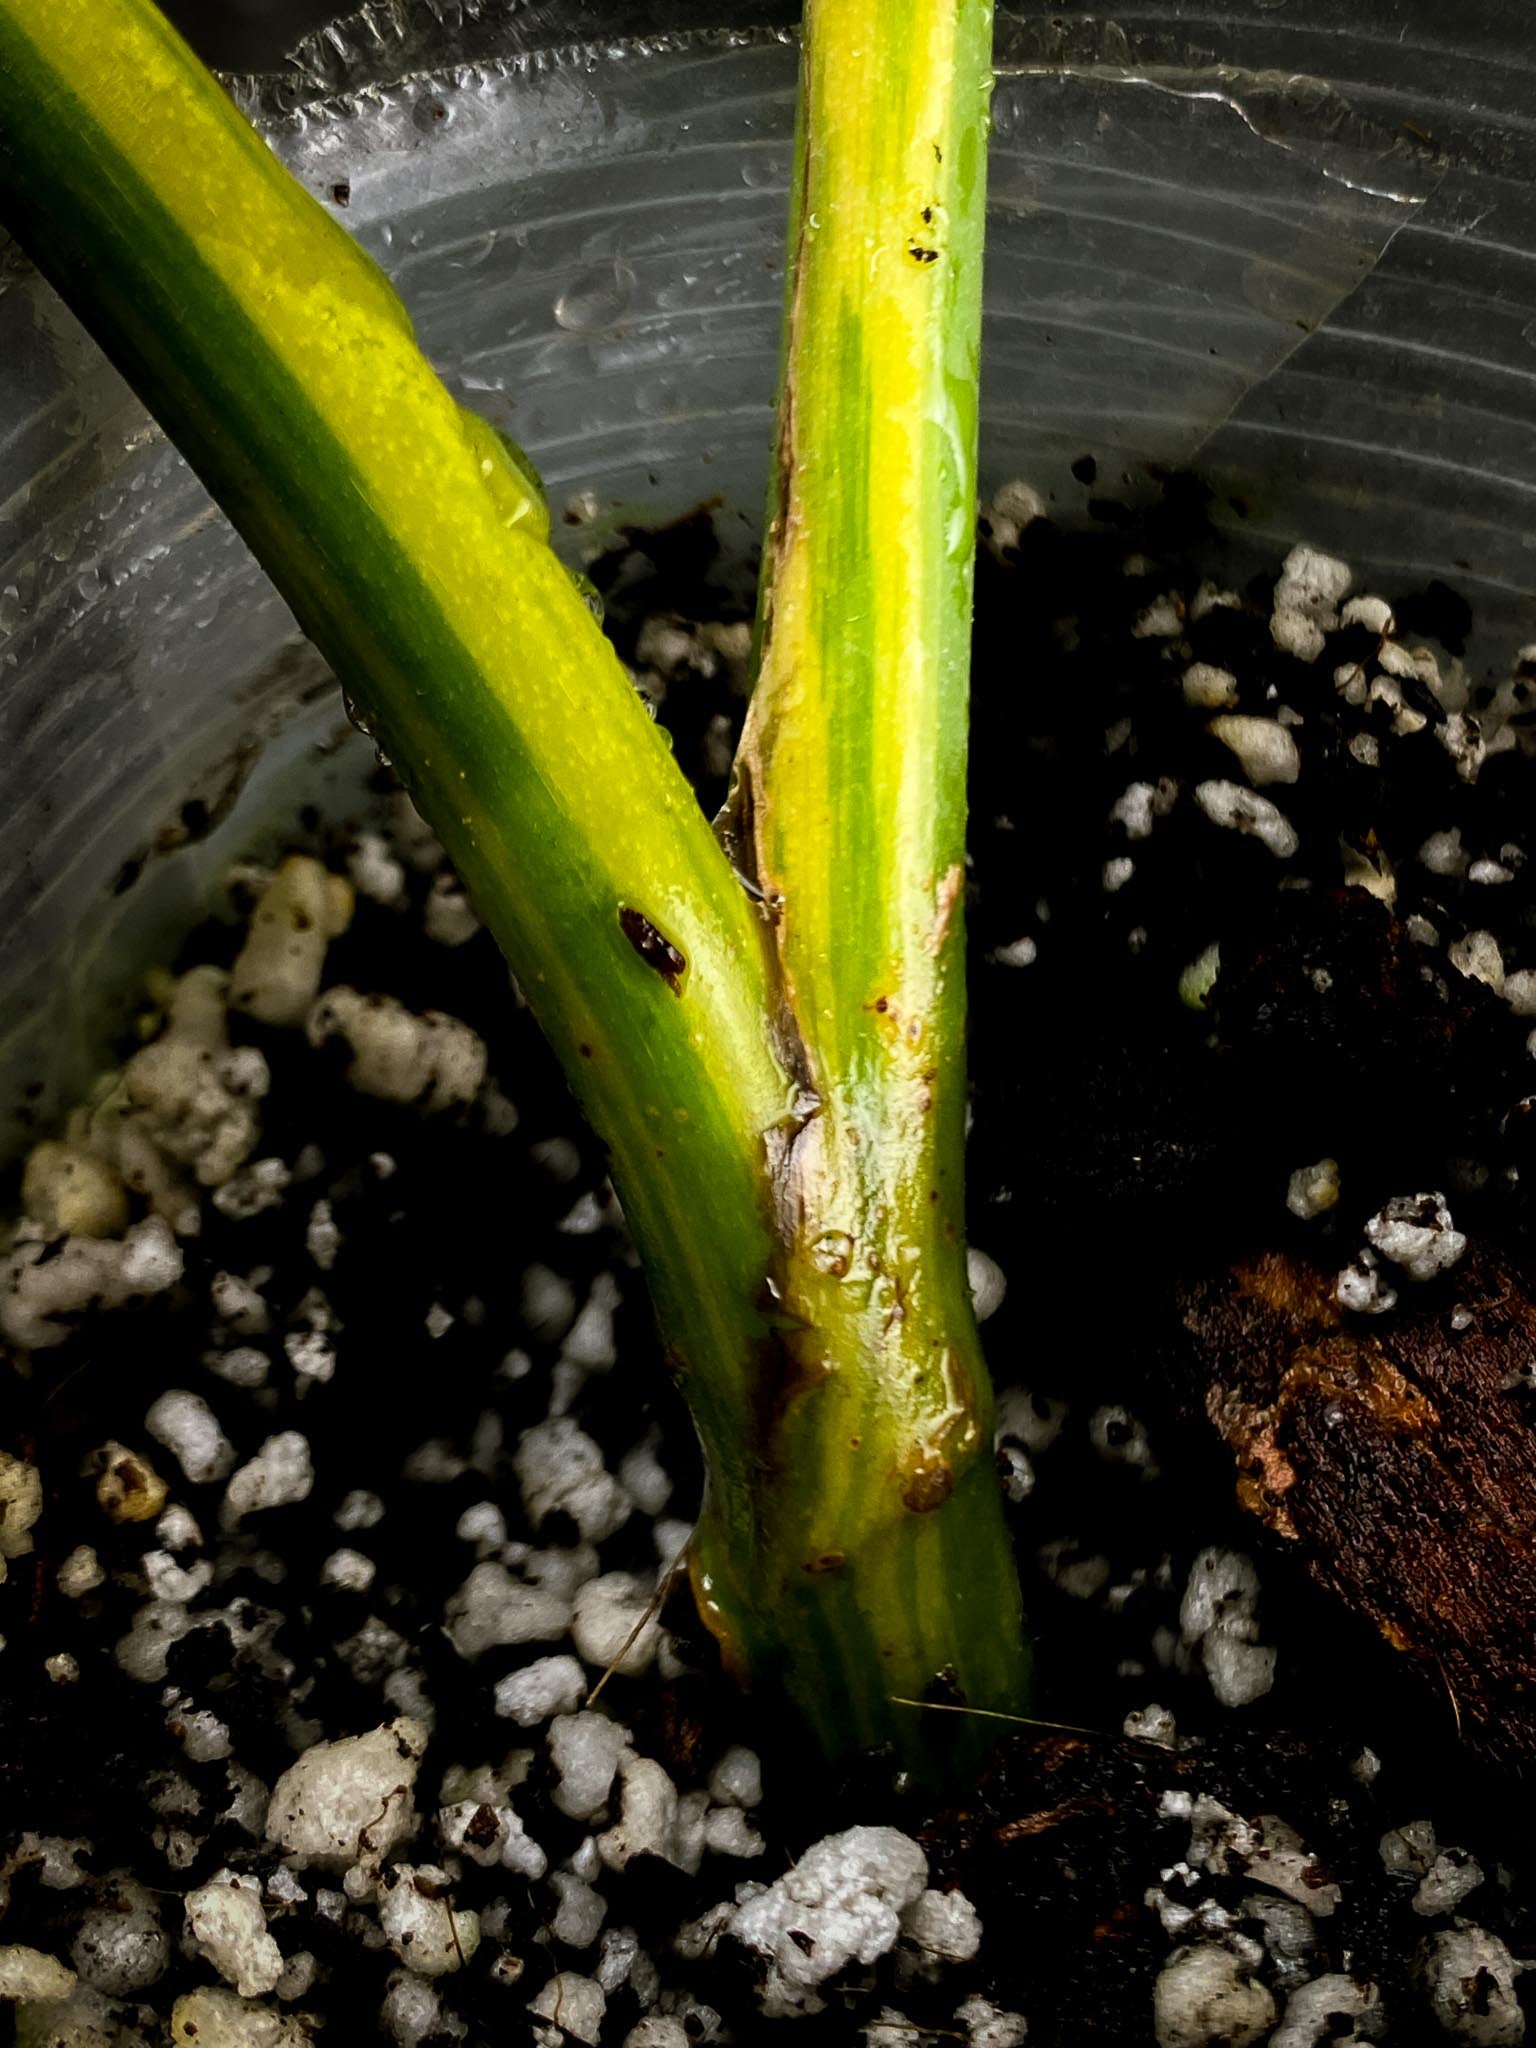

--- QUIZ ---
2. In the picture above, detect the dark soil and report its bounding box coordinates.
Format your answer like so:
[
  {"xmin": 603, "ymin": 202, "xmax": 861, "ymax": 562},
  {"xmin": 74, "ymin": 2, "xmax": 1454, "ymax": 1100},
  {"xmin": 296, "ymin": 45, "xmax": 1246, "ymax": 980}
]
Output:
[{"xmin": 5, "ymin": 487, "xmax": 1536, "ymax": 2041}]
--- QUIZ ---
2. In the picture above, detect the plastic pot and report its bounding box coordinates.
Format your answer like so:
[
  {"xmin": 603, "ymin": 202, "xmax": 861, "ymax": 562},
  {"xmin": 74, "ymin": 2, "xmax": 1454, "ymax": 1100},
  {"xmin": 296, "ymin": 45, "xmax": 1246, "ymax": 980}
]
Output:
[{"xmin": 4, "ymin": 0, "xmax": 1536, "ymax": 1149}]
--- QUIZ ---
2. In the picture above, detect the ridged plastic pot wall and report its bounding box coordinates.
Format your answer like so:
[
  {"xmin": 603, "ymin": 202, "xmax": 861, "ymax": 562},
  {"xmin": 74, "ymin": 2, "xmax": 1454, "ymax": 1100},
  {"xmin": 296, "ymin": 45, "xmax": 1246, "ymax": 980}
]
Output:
[{"xmin": 3, "ymin": 0, "xmax": 1533, "ymax": 1146}]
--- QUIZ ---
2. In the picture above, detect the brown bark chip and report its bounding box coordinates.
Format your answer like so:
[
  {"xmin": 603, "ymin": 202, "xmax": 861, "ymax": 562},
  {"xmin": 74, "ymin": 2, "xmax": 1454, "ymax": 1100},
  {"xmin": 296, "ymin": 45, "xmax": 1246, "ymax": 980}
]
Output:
[{"xmin": 1175, "ymin": 1243, "xmax": 1536, "ymax": 1769}]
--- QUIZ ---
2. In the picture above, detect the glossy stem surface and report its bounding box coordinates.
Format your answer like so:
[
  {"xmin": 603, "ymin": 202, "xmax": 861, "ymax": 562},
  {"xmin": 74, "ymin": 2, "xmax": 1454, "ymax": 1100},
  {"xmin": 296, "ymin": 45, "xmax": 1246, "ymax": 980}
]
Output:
[
  {"xmin": 0, "ymin": 0, "xmax": 797, "ymax": 1575},
  {"xmin": 701, "ymin": 0, "xmax": 1028, "ymax": 1762}
]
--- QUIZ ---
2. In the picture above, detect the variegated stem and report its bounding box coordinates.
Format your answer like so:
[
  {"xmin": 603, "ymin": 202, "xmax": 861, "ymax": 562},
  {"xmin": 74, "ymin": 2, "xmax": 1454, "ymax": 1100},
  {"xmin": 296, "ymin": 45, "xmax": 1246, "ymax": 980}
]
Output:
[{"xmin": 694, "ymin": 0, "xmax": 1028, "ymax": 1762}]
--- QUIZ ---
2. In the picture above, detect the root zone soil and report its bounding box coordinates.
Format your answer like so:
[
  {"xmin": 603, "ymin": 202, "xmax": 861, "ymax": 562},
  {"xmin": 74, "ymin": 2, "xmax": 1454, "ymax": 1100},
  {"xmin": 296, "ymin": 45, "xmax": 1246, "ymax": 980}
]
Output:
[{"xmin": 4, "ymin": 484, "xmax": 1536, "ymax": 2042}]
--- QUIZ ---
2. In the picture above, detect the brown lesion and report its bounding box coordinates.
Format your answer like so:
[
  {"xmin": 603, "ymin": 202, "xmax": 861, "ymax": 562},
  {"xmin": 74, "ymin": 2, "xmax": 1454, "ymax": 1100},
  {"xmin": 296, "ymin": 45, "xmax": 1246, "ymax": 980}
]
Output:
[
  {"xmin": 895, "ymin": 1344, "xmax": 982, "ymax": 1514},
  {"xmin": 930, "ymin": 861, "xmax": 964, "ymax": 954},
  {"xmin": 900, "ymin": 1457, "xmax": 956, "ymax": 1513},
  {"xmin": 803, "ymin": 1551, "xmax": 846, "ymax": 1574},
  {"xmin": 617, "ymin": 906, "xmax": 687, "ymax": 994}
]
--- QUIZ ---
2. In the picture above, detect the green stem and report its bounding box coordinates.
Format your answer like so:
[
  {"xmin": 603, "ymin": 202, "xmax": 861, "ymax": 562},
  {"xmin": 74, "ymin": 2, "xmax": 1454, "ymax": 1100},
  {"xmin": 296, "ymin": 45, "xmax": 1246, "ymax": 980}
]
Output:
[
  {"xmin": 0, "ymin": 0, "xmax": 1029, "ymax": 1771},
  {"xmin": 698, "ymin": 0, "xmax": 1028, "ymax": 1761},
  {"xmin": 0, "ymin": 0, "xmax": 794, "ymax": 1540}
]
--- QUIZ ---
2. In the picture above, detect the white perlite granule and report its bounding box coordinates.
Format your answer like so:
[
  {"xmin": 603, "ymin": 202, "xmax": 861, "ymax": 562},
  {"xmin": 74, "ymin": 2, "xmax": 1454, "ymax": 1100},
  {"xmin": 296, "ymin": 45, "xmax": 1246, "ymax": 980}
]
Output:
[
  {"xmin": 702, "ymin": 1806, "xmax": 765, "ymax": 1860},
  {"xmin": 1179, "ymin": 1549, "xmax": 1277, "ymax": 1709},
  {"xmin": 70, "ymin": 1878, "xmax": 168, "ymax": 1995},
  {"xmin": 446, "ymin": 1561, "xmax": 572, "ymax": 1660},
  {"xmin": 985, "ymin": 478, "xmax": 1048, "ymax": 547},
  {"xmin": 229, "ymin": 856, "xmax": 353, "ymax": 1028},
  {"xmin": 221, "ymin": 1432, "xmax": 314, "ymax": 1529},
  {"xmin": 0, "ymin": 1214, "xmax": 184, "ymax": 1350},
  {"xmin": 304, "ymin": 987, "xmax": 486, "ymax": 1113},
  {"xmin": 265, "ymin": 1718, "xmax": 427, "ymax": 1870},
  {"xmin": 1336, "ymin": 1254, "xmax": 1398, "ymax": 1316},
  {"xmin": 514, "ymin": 1418, "xmax": 631, "ymax": 1542},
  {"xmin": 1182, "ymin": 662, "xmax": 1238, "ymax": 710},
  {"xmin": 1415, "ymin": 1925, "xmax": 1525, "ymax": 2044},
  {"xmin": 377, "ymin": 1864, "xmax": 480, "ymax": 1975},
  {"xmin": 707, "ymin": 1746, "xmax": 764, "ymax": 1809},
  {"xmin": 598, "ymin": 1755, "xmax": 692, "ymax": 1874},
  {"xmin": 550, "ymin": 1871, "xmax": 606, "ymax": 1949},
  {"xmin": 1153, "ymin": 1943, "xmax": 1276, "ymax": 2048},
  {"xmin": 1286, "ymin": 1158, "xmax": 1340, "ymax": 1220},
  {"xmin": 548, "ymin": 1711, "xmax": 631, "ymax": 1822},
  {"xmin": 1421, "ymin": 827, "xmax": 1470, "ymax": 876},
  {"xmin": 19, "ymin": 1140, "xmax": 128, "ymax": 1240},
  {"xmin": 1413, "ymin": 1848, "xmax": 1485, "ymax": 1918},
  {"xmin": 622, "ymin": 2020, "xmax": 689, "ymax": 2048},
  {"xmin": 184, "ymin": 1870, "xmax": 284, "ymax": 1998},
  {"xmin": 1207, "ymin": 716, "xmax": 1300, "ymax": 787},
  {"xmin": 320, "ymin": 1547, "xmax": 375, "ymax": 1594},
  {"xmin": 1123, "ymin": 1703, "xmax": 1178, "ymax": 1748},
  {"xmin": 1363, "ymin": 1192, "xmax": 1466, "ymax": 1281},
  {"xmin": 728, "ymin": 1825, "xmax": 929, "ymax": 2017},
  {"xmin": 616, "ymin": 1439, "xmax": 672, "ymax": 1519},
  {"xmin": 345, "ymin": 831, "xmax": 405, "ymax": 906},
  {"xmin": 170, "ymin": 1984, "xmax": 321, "ymax": 2044},
  {"xmin": 1179, "ymin": 1797, "xmax": 1340, "ymax": 1918},
  {"xmin": 1270, "ymin": 1974, "xmax": 1380, "ymax": 2048},
  {"xmin": 1449, "ymin": 929, "xmax": 1505, "ymax": 994},
  {"xmin": 0, "ymin": 1944, "xmax": 76, "ymax": 2001},
  {"xmin": 379, "ymin": 1968, "xmax": 452, "ymax": 2047},
  {"xmin": 528, "ymin": 1971, "xmax": 606, "ymax": 2046},
  {"xmin": 1193, "ymin": 781, "xmax": 1298, "ymax": 858},
  {"xmin": 455, "ymin": 1500, "xmax": 508, "ymax": 1550},
  {"xmin": 1270, "ymin": 609, "xmax": 1326, "ymax": 663},
  {"xmin": 1275, "ymin": 544, "xmax": 1351, "ymax": 625},
  {"xmin": 208, "ymin": 1344, "xmax": 270, "ymax": 1389},
  {"xmin": 438, "ymin": 1793, "xmax": 546, "ymax": 1880},
  {"xmin": 563, "ymin": 1272, "xmax": 621, "ymax": 1370},
  {"xmin": 55, "ymin": 1545, "xmax": 103, "ymax": 1599},
  {"xmin": 141, "ymin": 1548, "xmax": 212, "ymax": 1606},
  {"xmin": 1342, "ymin": 592, "xmax": 1393, "ymax": 632},
  {"xmin": 899, "ymin": 1887, "xmax": 983, "ymax": 1966},
  {"xmin": 423, "ymin": 873, "xmax": 479, "ymax": 949},
  {"xmin": 334, "ymin": 1489, "xmax": 385, "ymax": 1532},
  {"xmin": 954, "ymin": 1993, "xmax": 1030, "ymax": 2048},
  {"xmin": 1132, "ymin": 596, "xmax": 1184, "ymax": 639},
  {"xmin": 0, "ymin": 1453, "xmax": 43, "ymax": 1585},
  {"xmin": 571, "ymin": 1572, "xmax": 663, "ymax": 1678},
  {"xmin": 494, "ymin": 1654, "xmax": 586, "ymax": 1727},
  {"xmin": 145, "ymin": 1389, "xmax": 236, "ymax": 1486},
  {"xmin": 1109, "ymin": 778, "xmax": 1178, "ymax": 840},
  {"xmin": 966, "ymin": 1247, "xmax": 1008, "ymax": 1323}
]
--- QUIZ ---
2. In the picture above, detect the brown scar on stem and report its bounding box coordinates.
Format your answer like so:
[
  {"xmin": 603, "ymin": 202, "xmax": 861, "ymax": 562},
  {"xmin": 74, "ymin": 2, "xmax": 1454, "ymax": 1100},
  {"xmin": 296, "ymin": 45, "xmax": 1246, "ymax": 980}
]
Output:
[
  {"xmin": 901, "ymin": 1461, "xmax": 955, "ymax": 1512},
  {"xmin": 930, "ymin": 862, "xmax": 964, "ymax": 953},
  {"xmin": 884, "ymin": 1269, "xmax": 910, "ymax": 1334},
  {"xmin": 803, "ymin": 1551, "xmax": 846, "ymax": 1574},
  {"xmin": 618, "ymin": 906, "xmax": 687, "ymax": 993}
]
